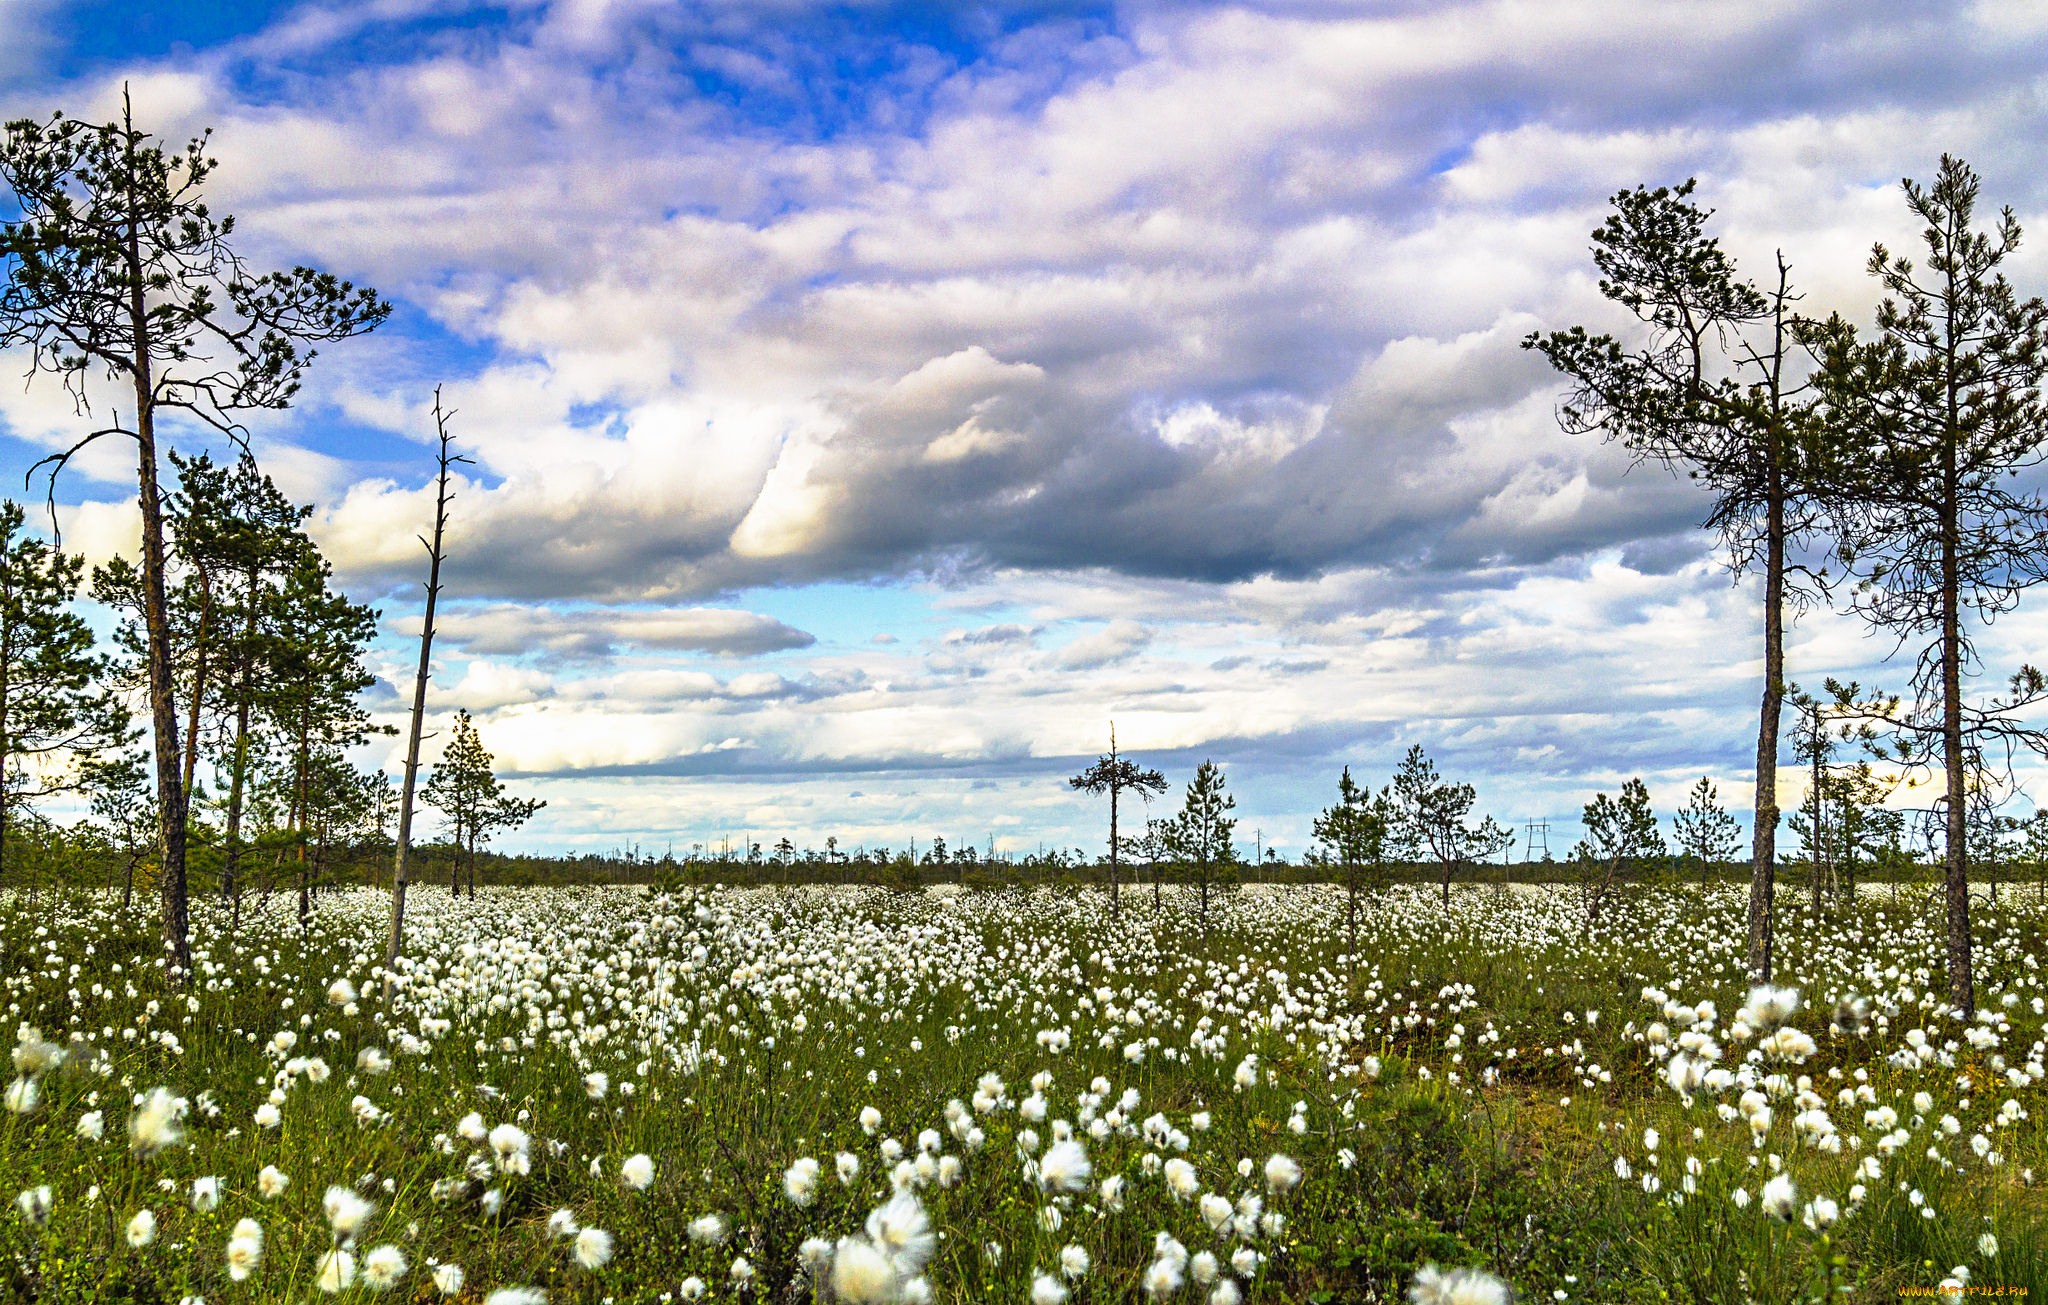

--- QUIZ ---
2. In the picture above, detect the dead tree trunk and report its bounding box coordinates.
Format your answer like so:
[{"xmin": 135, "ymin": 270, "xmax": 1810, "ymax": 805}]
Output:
[{"xmin": 384, "ymin": 390, "xmax": 464, "ymax": 1003}]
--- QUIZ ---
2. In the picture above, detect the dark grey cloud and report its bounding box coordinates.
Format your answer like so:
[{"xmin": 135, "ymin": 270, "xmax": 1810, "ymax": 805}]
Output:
[{"xmin": 424, "ymin": 603, "xmax": 816, "ymax": 658}]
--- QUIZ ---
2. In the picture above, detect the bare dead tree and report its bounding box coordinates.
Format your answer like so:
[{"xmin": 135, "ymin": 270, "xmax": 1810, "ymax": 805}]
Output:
[{"xmin": 383, "ymin": 390, "xmax": 466, "ymax": 1004}]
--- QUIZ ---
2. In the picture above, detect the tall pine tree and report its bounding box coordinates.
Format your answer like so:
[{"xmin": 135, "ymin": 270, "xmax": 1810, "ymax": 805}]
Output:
[
  {"xmin": 0, "ymin": 95, "xmax": 388, "ymax": 973},
  {"xmin": 1804, "ymin": 157, "xmax": 2048, "ymax": 1015}
]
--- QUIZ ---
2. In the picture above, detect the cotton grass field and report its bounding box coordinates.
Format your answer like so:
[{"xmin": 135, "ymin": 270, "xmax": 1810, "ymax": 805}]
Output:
[{"xmin": 2, "ymin": 882, "xmax": 2045, "ymax": 1304}]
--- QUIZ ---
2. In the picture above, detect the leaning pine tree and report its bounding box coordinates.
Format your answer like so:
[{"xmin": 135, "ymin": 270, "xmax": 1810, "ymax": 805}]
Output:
[
  {"xmin": 1802, "ymin": 156, "xmax": 2048, "ymax": 1016},
  {"xmin": 1525, "ymin": 180, "xmax": 1837, "ymax": 982},
  {"xmin": 0, "ymin": 92, "xmax": 388, "ymax": 975}
]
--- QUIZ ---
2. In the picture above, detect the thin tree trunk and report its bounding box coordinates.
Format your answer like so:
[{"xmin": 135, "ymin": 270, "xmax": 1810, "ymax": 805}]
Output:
[
  {"xmin": 1749, "ymin": 486, "xmax": 1786, "ymax": 982},
  {"xmin": 387, "ymin": 393, "xmax": 457, "ymax": 1000},
  {"xmin": 1346, "ymin": 871, "xmax": 1358, "ymax": 984},
  {"xmin": 220, "ymin": 566, "xmax": 257, "ymax": 908},
  {"xmin": 1810, "ymin": 727, "xmax": 1825, "ymax": 916},
  {"xmin": 1941, "ymin": 429, "xmax": 1974, "ymax": 1014},
  {"xmin": 180, "ymin": 571, "xmax": 213, "ymax": 801},
  {"xmin": 1, "ymin": 609, "xmax": 12, "ymax": 895}
]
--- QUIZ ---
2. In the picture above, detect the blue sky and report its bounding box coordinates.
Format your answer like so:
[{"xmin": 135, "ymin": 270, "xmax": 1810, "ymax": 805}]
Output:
[{"xmin": 4, "ymin": 0, "xmax": 2048, "ymax": 856}]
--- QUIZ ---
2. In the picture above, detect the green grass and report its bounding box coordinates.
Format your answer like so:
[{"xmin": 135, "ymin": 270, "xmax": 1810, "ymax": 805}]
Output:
[{"xmin": 0, "ymin": 881, "xmax": 2041, "ymax": 1303}]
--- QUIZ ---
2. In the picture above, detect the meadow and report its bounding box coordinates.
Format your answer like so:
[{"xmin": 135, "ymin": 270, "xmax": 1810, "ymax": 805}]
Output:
[{"xmin": 1, "ymin": 880, "xmax": 2043, "ymax": 1304}]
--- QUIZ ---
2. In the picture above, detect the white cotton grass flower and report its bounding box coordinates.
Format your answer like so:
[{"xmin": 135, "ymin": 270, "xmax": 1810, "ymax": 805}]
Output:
[
  {"xmin": 456, "ymin": 1112, "xmax": 487, "ymax": 1143},
  {"xmin": 1264, "ymin": 1154, "xmax": 1302, "ymax": 1193},
  {"xmin": 583, "ymin": 1071, "xmax": 608, "ymax": 1100},
  {"xmin": 1200, "ymin": 1192, "xmax": 1234, "ymax": 1232},
  {"xmin": 1038, "ymin": 1139, "xmax": 1092, "ymax": 1193},
  {"xmin": 547, "ymin": 1208, "xmax": 580, "ymax": 1239},
  {"xmin": 432, "ymin": 1263, "xmax": 465, "ymax": 1295},
  {"xmin": 1408, "ymin": 1263, "xmax": 1511, "ymax": 1305},
  {"xmin": 327, "ymin": 978, "xmax": 357, "ymax": 1006},
  {"xmin": 689, "ymin": 1213, "xmax": 729, "ymax": 1245},
  {"xmin": 4, "ymin": 1077, "xmax": 38, "ymax": 1114},
  {"xmin": 1760, "ymin": 1173, "xmax": 1798, "ymax": 1222},
  {"xmin": 76, "ymin": 1110, "xmax": 104, "ymax": 1140},
  {"xmin": 191, "ymin": 1176, "xmax": 221, "ymax": 1212},
  {"xmin": 866, "ymin": 1190, "xmax": 937, "ymax": 1277},
  {"xmin": 1031, "ymin": 1273, "xmax": 1069, "ymax": 1305},
  {"xmin": 1100, "ymin": 1174, "xmax": 1127, "ymax": 1212},
  {"xmin": 574, "ymin": 1227, "xmax": 614, "ymax": 1269},
  {"xmin": 18, "ymin": 1185, "xmax": 53, "ymax": 1227},
  {"xmin": 254, "ymin": 1102, "xmax": 282, "ymax": 1129},
  {"xmin": 1163, "ymin": 1157, "xmax": 1200, "ymax": 1201},
  {"xmin": 362, "ymin": 1244, "xmax": 407, "ymax": 1292},
  {"xmin": 125, "ymin": 1209, "xmax": 156, "ymax": 1248},
  {"xmin": 860, "ymin": 1105, "xmax": 883, "ymax": 1135},
  {"xmin": 488, "ymin": 1123, "xmax": 532, "ymax": 1174},
  {"xmin": 259, "ymin": 1165, "xmax": 290, "ymax": 1199},
  {"xmin": 483, "ymin": 1289, "xmax": 548, "ymax": 1305},
  {"xmin": 730, "ymin": 1255, "xmax": 754, "ymax": 1287},
  {"xmin": 225, "ymin": 1218, "xmax": 263, "ymax": 1280},
  {"xmin": 1060, "ymin": 1244, "xmax": 1091, "ymax": 1280},
  {"xmin": 837, "ymin": 1152, "xmax": 862, "ymax": 1185},
  {"xmin": 316, "ymin": 1249, "xmax": 357, "ymax": 1293},
  {"xmin": 621, "ymin": 1153, "xmax": 655, "ymax": 1191},
  {"xmin": 1210, "ymin": 1281, "xmax": 1243, "ymax": 1305},
  {"xmin": 129, "ymin": 1088, "xmax": 187, "ymax": 1156},
  {"xmin": 12, "ymin": 1035, "xmax": 64, "ymax": 1075},
  {"xmin": 798, "ymin": 1237, "xmax": 834, "ymax": 1279},
  {"xmin": 1142, "ymin": 1255, "xmax": 1186, "ymax": 1300},
  {"xmin": 680, "ymin": 1276, "xmax": 709, "ymax": 1300},
  {"xmin": 785, "ymin": 1156, "xmax": 821, "ymax": 1206},
  {"xmin": 1739, "ymin": 985, "xmax": 1800, "ymax": 1032},
  {"xmin": 324, "ymin": 1185, "xmax": 377, "ymax": 1242},
  {"xmin": 1191, "ymin": 1250, "xmax": 1220, "ymax": 1284},
  {"xmin": 830, "ymin": 1237, "xmax": 899, "ymax": 1304}
]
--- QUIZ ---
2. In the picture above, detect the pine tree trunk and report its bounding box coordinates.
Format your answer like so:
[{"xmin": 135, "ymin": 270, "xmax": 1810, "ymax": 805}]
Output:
[
  {"xmin": 180, "ymin": 573, "xmax": 213, "ymax": 800},
  {"xmin": 126, "ymin": 169, "xmax": 191, "ymax": 979},
  {"xmin": 1748, "ymin": 484, "xmax": 1785, "ymax": 982},
  {"xmin": 1346, "ymin": 871, "xmax": 1358, "ymax": 984},
  {"xmin": 0, "ymin": 637, "xmax": 11, "ymax": 894},
  {"xmin": 1810, "ymin": 742, "xmax": 1825, "ymax": 916},
  {"xmin": 221, "ymin": 570, "xmax": 257, "ymax": 909},
  {"xmin": 1941, "ymin": 436, "xmax": 1974, "ymax": 1015},
  {"xmin": 1108, "ymin": 779, "xmax": 1119, "ymax": 920}
]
